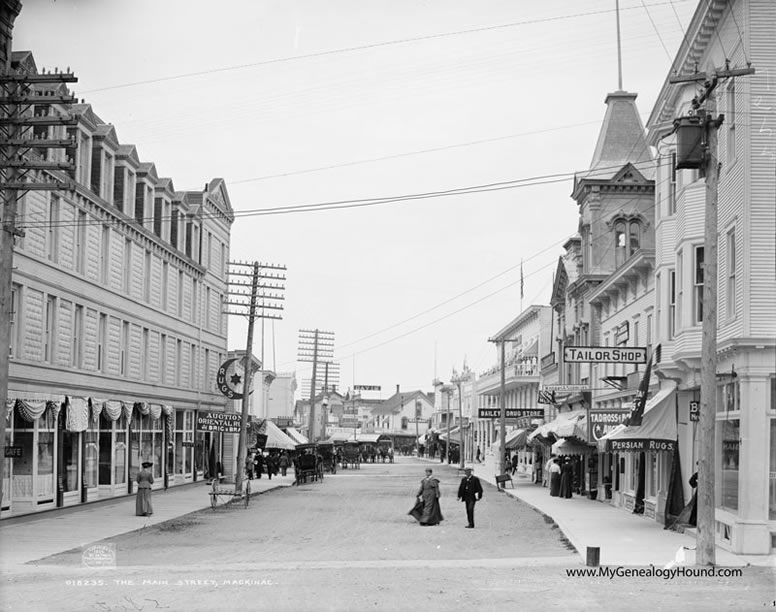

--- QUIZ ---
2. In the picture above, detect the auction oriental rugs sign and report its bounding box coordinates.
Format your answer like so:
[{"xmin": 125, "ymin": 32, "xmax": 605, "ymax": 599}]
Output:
[
  {"xmin": 610, "ymin": 438, "xmax": 676, "ymax": 452},
  {"xmin": 589, "ymin": 411, "xmax": 630, "ymax": 440},
  {"xmin": 197, "ymin": 412, "xmax": 241, "ymax": 433}
]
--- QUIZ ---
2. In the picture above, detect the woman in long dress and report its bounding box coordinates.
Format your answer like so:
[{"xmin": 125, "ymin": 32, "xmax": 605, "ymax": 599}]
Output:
[
  {"xmin": 560, "ymin": 458, "xmax": 573, "ymax": 498},
  {"xmin": 549, "ymin": 458, "xmax": 562, "ymax": 497},
  {"xmin": 135, "ymin": 461, "xmax": 154, "ymax": 516},
  {"xmin": 409, "ymin": 468, "xmax": 443, "ymax": 526}
]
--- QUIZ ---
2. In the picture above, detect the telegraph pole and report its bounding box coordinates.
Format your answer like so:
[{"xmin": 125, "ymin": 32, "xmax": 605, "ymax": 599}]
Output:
[
  {"xmin": 297, "ymin": 329, "xmax": 334, "ymax": 442},
  {"xmin": 225, "ymin": 261, "xmax": 286, "ymax": 494},
  {"xmin": 670, "ymin": 62, "xmax": 754, "ymax": 566},
  {"xmin": 0, "ymin": 14, "xmax": 77, "ymax": 505}
]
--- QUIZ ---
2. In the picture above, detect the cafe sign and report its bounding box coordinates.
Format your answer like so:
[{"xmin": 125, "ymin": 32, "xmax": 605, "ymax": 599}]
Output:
[{"xmin": 589, "ymin": 411, "xmax": 630, "ymax": 440}]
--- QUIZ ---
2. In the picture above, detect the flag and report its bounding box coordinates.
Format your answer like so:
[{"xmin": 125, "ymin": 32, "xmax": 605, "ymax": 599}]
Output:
[
  {"xmin": 520, "ymin": 260, "xmax": 524, "ymax": 300},
  {"xmin": 626, "ymin": 353, "xmax": 654, "ymax": 427}
]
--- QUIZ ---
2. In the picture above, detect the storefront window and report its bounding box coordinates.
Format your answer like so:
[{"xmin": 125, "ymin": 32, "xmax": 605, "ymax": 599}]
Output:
[
  {"xmin": 62, "ymin": 431, "xmax": 79, "ymax": 493},
  {"xmin": 37, "ymin": 409, "xmax": 56, "ymax": 504},
  {"xmin": 769, "ymin": 419, "xmax": 776, "ymax": 520},
  {"xmin": 716, "ymin": 380, "xmax": 739, "ymax": 413},
  {"xmin": 718, "ymin": 418, "xmax": 740, "ymax": 511},
  {"xmin": 84, "ymin": 419, "xmax": 98, "ymax": 489},
  {"xmin": 646, "ymin": 453, "xmax": 658, "ymax": 497},
  {"xmin": 629, "ymin": 454, "xmax": 639, "ymax": 492},
  {"xmin": 152, "ymin": 417, "xmax": 163, "ymax": 479}
]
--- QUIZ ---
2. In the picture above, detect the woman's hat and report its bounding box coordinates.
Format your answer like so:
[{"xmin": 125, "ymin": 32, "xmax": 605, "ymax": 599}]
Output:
[{"xmin": 142, "ymin": 461, "xmax": 153, "ymax": 468}]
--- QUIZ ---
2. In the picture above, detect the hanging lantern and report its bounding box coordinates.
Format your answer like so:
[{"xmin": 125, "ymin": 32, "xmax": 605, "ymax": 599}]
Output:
[{"xmin": 674, "ymin": 115, "xmax": 705, "ymax": 169}]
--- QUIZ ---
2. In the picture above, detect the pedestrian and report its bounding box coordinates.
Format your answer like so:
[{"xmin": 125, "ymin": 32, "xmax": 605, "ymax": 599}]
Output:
[
  {"xmin": 511, "ymin": 454, "xmax": 518, "ymax": 476},
  {"xmin": 409, "ymin": 468, "xmax": 443, "ymax": 526},
  {"xmin": 388, "ymin": 447, "xmax": 394, "ymax": 463},
  {"xmin": 475, "ymin": 446, "xmax": 481, "ymax": 463},
  {"xmin": 265, "ymin": 453, "xmax": 275, "ymax": 480},
  {"xmin": 278, "ymin": 452, "xmax": 290, "ymax": 477},
  {"xmin": 560, "ymin": 458, "xmax": 573, "ymax": 498},
  {"xmin": 254, "ymin": 451, "xmax": 264, "ymax": 479},
  {"xmin": 457, "ymin": 465, "xmax": 483, "ymax": 528},
  {"xmin": 549, "ymin": 458, "xmax": 562, "ymax": 497},
  {"xmin": 245, "ymin": 452, "xmax": 254, "ymax": 480},
  {"xmin": 135, "ymin": 460, "xmax": 154, "ymax": 517},
  {"xmin": 543, "ymin": 454, "xmax": 555, "ymax": 487},
  {"xmin": 688, "ymin": 469, "xmax": 698, "ymax": 526}
]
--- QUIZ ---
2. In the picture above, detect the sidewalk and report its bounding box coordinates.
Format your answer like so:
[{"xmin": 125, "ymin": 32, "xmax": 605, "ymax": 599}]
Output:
[
  {"xmin": 422, "ymin": 456, "xmax": 775, "ymax": 568},
  {"xmin": 0, "ymin": 475, "xmax": 293, "ymax": 570}
]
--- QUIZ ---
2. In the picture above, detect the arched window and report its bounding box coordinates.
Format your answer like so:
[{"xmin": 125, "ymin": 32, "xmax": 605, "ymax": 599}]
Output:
[{"xmin": 614, "ymin": 219, "xmax": 641, "ymax": 267}]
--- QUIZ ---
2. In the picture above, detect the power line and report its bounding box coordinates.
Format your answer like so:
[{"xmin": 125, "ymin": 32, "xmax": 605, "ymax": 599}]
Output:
[{"xmin": 79, "ymin": 1, "xmax": 694, "ymax": 95}]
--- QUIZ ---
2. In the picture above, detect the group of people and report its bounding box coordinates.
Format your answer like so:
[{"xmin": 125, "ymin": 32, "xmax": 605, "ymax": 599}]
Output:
[
  {"xmin": 246, "ymin": 450, "xmax": 291, "ymax": 480},
  {"xmin": 545, "ymin": 454, "xmax": 574, "ymax": 499},
  {"xmin": 408, "ymin": 466, "xmax": 484, "ymax": 529}
]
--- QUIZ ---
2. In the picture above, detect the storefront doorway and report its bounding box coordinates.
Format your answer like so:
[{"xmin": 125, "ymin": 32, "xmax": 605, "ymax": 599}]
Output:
[{"xmin": 98, "ymin": 413, "xmax": 128, "ymax": 497}]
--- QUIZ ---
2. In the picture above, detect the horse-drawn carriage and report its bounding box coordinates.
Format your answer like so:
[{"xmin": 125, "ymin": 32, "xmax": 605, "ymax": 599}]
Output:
[
  {"xmin": 316, "ymin": 441, "xmax": 338, "ymax": 474},
  {"xmin": 340, "ymin": 441, "xmax": 361, "ymax": 470},
  {"xmin": 294, "ymin": 443, "xmax": 323, "ymax": 484}
]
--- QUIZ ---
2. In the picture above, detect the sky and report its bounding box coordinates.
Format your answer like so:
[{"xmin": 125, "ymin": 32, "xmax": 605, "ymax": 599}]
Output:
[{"xmin": 14, "ymin": 0, "xmax": 698, "ymax": 399}]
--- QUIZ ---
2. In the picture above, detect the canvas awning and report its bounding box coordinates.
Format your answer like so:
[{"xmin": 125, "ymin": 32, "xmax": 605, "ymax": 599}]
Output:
[
  {"xmin": 325, "ymin": 431, "xmax": 353, "ymax": 442},
  {"xmin": 356, "ymin": 433, "xmax": 382, "ymax": 443},
  {"xmin": 527, "ymin": 410, "xmax": 585, "ymax": 445},
  {"xmin": 505, "ymin": 428, "xmax": 529, "ymax": 450},
  {"xmin": 257, "ymin": 420, "xmax": 297, "ymax": 450},
  {"xmin": 284, "ymin": 427, "xmax": 309, "ymax": 445},
  {"xmin": 438, "ymin": 427, "xmax": 461, "ymax": 442},
  {"xmin": 552, "ymin": 438, "xmax": 594, "ymax": 455},
  {"xmin": 606, "ymin": 385, "xmax": 677, "ymax": 453}
]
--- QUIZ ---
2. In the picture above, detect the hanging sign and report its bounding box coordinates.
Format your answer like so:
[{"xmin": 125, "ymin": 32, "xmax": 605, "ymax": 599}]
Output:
[
  {"xmin": 689, "ymin": 401, "xmax": 700, "ymax": 422},
  {"xmin": 216, "ymin": 358, "xmax": 245, "ymax": 399},
  {"xmin": 589, "ymin": 411, "xmax": 630, "ymax": 440},
  {"xmin": 563, "ymin": 346, "xmax": 647, "ymax": 364}
]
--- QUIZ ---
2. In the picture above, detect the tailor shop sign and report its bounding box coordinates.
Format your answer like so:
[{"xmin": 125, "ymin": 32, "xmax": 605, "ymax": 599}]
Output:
[
  {"xmin": 589, "ymin": 411, "xmax": 629, "ymax": 440},
  {"xmin": 610, "ymin": 438, "xmax": 676, "ymax": 452}
]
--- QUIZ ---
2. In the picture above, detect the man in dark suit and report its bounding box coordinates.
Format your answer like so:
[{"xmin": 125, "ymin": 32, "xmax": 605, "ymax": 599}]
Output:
[{"xmin": 457, "ymin": 466, "xmax": 483, "ymax": 528}]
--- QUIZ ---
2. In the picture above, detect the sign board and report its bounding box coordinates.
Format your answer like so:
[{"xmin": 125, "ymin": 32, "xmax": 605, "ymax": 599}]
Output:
[
  {"xmin": 615, "ymin": 321, "xmax": 630, "ymax": 346},
  {"xmin": 196, "ymin": 411, "xmax": 241, "ymax": 433},
  {"xmin": 4, "ymin": 446, "xmax": 22, "ymax": 458},
  {"xmin": 563, "ymin": 346, "xmax": 647, "ymax": 364},
  {"xmin": 354, "ymin": 385, "xmax": 381, "ymax": 391},
  {"xmin": 274, "ymin": 417, "xmax": 294, "ymax": 428},
  {"xmin": 542, "ymin": 384, "xmax": 589, "ymax": 393},
  {"xmin": 254, "ymin": 433, "xmax": 268, "ymax": 450},
  {"xmin": 478, "ymin": 408, "xmax": 544, "ymax": 419},
  {"xmin": 409, "ymin": 418, "xmax": 427, "ymax": 423},
  {"xmin": 537, "ymin": 391, "xmax": 556, "ymax": 405},
  {"xmin": 610, "ymin": 438, "xmax": 676, "ymax": 452},
  {"xmin": 589, "ymin": 411, "xmax": 630, "ymax": 440},
  {"xmin": 689, "ymin": 401, "xmax": 700, "ymax": 422},
  {"xmin": 216, "ymin": 358, "xmax": 245, "ymax": 400}
]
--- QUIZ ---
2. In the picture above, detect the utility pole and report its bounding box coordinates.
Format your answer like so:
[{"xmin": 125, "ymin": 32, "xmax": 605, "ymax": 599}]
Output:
[
  {"xmin": 451, "ymin": 370, "xmax": 469, "ymax": 469},
  {"xmin": 321, "ymin": 362, "xmax": 329, "ymax": 441},
  {"xmin": 225, "ymin": 260, "xmax": 286, "ymax": 495},
  {"xmin": 0, "ymin": 22, "xmax": 77, "ymax": 506},
  {"xmin": 670, "ymin": 62, "xmax": 754, "ymax": 567},
  {"xmin": 297, "ymin": 329, "xmax": 334, "ymax": 442},
  {"xmin": 488, "ymin": 337, "xmax": 508, "ymax": 476}
]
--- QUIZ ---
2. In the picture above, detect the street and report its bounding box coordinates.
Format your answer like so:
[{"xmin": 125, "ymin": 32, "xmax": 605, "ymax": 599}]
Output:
[{"xmin": 1, "ymin": 458, "xmax": 774, "ymax": 611}]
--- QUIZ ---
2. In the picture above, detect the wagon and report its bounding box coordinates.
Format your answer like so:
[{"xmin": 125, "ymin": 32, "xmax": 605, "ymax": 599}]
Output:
[
  {"xmin": 341, "ymin": 441, "xmax": 361, "ymax": 470},
  {"xmin": 294, "ymin": 443, "xmax": 323, "ymax": 484},
  {"xmin": 316, "ymin": 441, "xmax": 338, "ymax": 474}
]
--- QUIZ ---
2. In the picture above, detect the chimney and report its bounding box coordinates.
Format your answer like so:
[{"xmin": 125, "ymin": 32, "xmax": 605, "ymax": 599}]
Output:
[{"xmin": 396, "ymin": 384, "xmax": 400, "ymax": 395}]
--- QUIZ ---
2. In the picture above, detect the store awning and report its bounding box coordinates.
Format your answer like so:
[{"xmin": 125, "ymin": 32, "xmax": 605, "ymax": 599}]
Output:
[
  {"xmin": 356, "ymin": 433, "xmax": 382, "ymax": 443},
  {"xmin": 257, "ymin": 420, "xmax": 297, "ymax": 450},
  {"xmin": 527, "ymin": 410, "xmax": 585, "ymax": 445},
  {"xmin": 438, "ymin": 427, "xmax": 461, "ymax": 442},
  {"xmin": 505, "ymin": 428, "xmax": 529, "ymax": 450},
  {"xmin": 324, "ymin": 431, "xmax": 353, "ymax": 442},
  {"xmin": 285, "ymin": 427, "xmax": 309, "ymax": 445},
  {"xmin": 552, "ymin": 438, "xmax": 595, "ymax": 455},
  {"xmin": 606, "ymin": 386, "xmax": 677, "ymax": 453}
]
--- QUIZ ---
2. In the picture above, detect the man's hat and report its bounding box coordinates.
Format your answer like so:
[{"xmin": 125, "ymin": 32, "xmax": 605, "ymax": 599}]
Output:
[
  {"xmin": 463, "ymin": 465, "xmax": 474, "ymax": 472},
  {"xmin": 142, "ymin": 461, "xmax": 153, "ymax": 468}
]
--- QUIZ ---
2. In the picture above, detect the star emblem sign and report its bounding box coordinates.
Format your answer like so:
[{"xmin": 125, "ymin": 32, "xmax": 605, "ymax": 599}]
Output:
[{"xmin": 230, "ymin": 373, "xmax": 242, "ymax": 386}]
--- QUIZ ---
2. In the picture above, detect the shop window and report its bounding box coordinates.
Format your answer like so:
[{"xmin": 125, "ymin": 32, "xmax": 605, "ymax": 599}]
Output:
[
  {"xmin": 62, "ymin": 431, "xmax": 79, "ymax": 493},
  {"xmin": 37, "ymin": 409, "xmax": 56, "ymax": 504},
  {"xmin": 770, "ymin": 419, "xmax": 776, "ymax": 520},
  {"xmin": 717, "ymin": 418, "xmax": 740, "ymax": 511},
  {"xmin": 84, "ymin": 418, "xmax": 98, "ymax": 489},
  {"xmin": 646, "ymin": 453, "xmax": 658, "ymax": 497}
]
